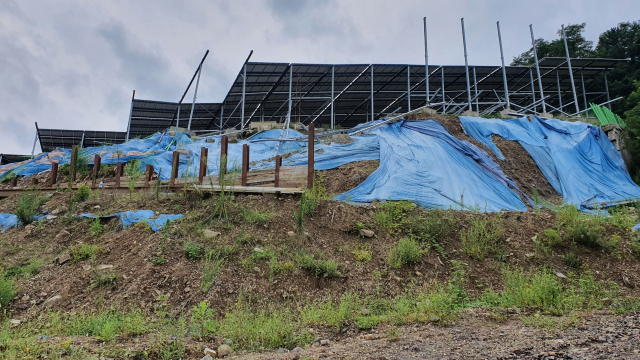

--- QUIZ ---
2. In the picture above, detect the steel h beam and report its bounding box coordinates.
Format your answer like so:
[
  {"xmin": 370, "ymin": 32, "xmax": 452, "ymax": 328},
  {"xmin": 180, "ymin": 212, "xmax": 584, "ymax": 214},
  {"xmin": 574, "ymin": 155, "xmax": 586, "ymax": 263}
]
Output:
[
  {"xmin": 424, "ymin": 17, "xmax": 429, "ymax": 106},
  {"xmin": 530, "ymin": 24, "xmax": 546, "ymax": 114},
  {"xmin": 126, "ymin": 90, "xmax": 135, "ymax": 141},
  {"xmin": 562, "ymin": 24, "xmax": 580, "ymax": 117},
  {"xmin": 461, "ymin": 18, "xmax": 472, "ymax": 112},
  {"xmin": 287, "ymin": 65, "xmax": 293, "ymax": 130},
  {"xmin": 497, "ymin": 21, "xmax": 510, "ymax": 110}
]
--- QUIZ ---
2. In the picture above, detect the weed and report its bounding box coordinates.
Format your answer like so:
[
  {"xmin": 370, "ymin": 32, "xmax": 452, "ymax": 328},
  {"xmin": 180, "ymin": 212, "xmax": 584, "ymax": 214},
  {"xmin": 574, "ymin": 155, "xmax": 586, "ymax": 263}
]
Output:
[
  {"xmin": 268, "ymin": 258, "xmax": 295, "ymax": 281},
  {"xmin": 298, "ymin": 253, "xmax": 341, "ymax": 278},
  {"xmin": 73, "ymin": 184, "xmax": 92, "ymax": 203},
  {"xmin": 150, "ymin": 256, "xmax": 166, "ymax": 265},
  {"xmin": 71, "ymin": 243, "xmax": 102, "ymax": 262},
  {"xmin": 208, "ymin": 155, "xmax": 238, "ymax": 223},
  {"xmin": 631, "ymin": 235, "xmax": 640, "ymax": 259},
  {"xmin": 541, "ymin": 229, "xmax": 562, "ymax": 246},
  {"xmin": 155, "ymin": 168, "xmax": 163, "ymax": 200},
  {"xmin": 90, "ymin": 217, "xmax": 103, "ymax": 237},
  {"xmin": 557, "ymin": 204, "xmax": 607, "ymax": 249},
  {"xmin": 16, "ymin": 191, "xmax": 48, "ymax": 225},
  {"xmin": 388, "ymin": 238, "xmax": 423, "ymax": 268},
  {"xmin": 351, "ymin": 243, "xmax": 372, "ymax": 263},
  {"xmin": 241, "ymin": 248, "xmax": 275, "ymax": 271},
  {"xmin": 461, "ymin": 217, "xmax": 504, "ymax": 260},
  {"xmin": 184, "ymin": 242, "xmax": 204, "ymax": 260},
  {"xmin": 242, "ymin": 207, "xmax": 274, "ymax": 225},
  {"xmin": 374, "ymin": 201, "xmax": 416, "ymax": 234},
  {"xmin": 190, "ymin": 301, "xmax": 216, "ymax": 337},
  {"xmin": 90, "ymin": 270, "xmax": 119, "ymax": 288},
  {"xmin": 563, "ymin": 252, "xmax": 581, "ymax": 269},
  {"xmin": 294, "ymin": 192, "xmax": 318, "ymax": 233},
  {"xmin": 4, "ymin": 258, "xmax": 44, "ymax": 280},
  {"xmin": 0, "ymin": 268, "xmax": 16, "ymax": 307},
  {"xmin": 385, "ymin": 327, "xmax": 402, "ymax": 341},
  {"xmin": 201, "ymin": 251, "xmax": 225, "ymax": 292},
  {"xmin": 406, "ymin": 210, "xmax": 456, "ymax": 257}
]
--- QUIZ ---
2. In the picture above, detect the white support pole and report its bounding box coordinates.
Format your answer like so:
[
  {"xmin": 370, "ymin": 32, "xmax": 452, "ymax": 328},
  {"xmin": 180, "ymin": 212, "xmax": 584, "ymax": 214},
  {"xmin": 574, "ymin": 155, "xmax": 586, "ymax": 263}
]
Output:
[
  {"xmin": 530, "ymin": 24, "xmax": 546, "ymax": 114},
  {"xmin": 461, "ymin": 18, "xmax": 472, "ymax": 112},
  {"xmin": 423, "ymin": 17, "xmax": 429, "ymax": 106},
  {"xmin": 125, "ymin": 90, "xmax": 135, "ymax": 141},
  {"xmin": 529, "ymin": 68, "xmax": 537, "ymax": 112},
  {"xmin": 286, "ymin": 65, "xmax": 293, "ymax": 136},
  {"xmin": 473, "ymin": 67, "xmax": 479, "ymax": 112},
  {"xmin": 604, "ymin": 72, "xmax": 611, "ymax": 110},
  {"xmin": 80, "ymin": 131, "xmax": 85, "ymax": 148},
  {"xmin": 188, "ymin": 64, "xmax": 202, "ymax": 130},
  {"xmin": 331, "ymin": 66, "xmax": 335, "ymax": 129},
  {"xmin": 407, "ymin": 65, "xmax": 411, "ymax": 111},
  {"xmin": 370, "ymin": 65, "xmax": 374, "ymax": 122},
  {"xmin": 176, "ymin": 105, "xmax": 180, "ymax": 128},
  {"xmin": 562, "ymin": 24, "xmax": 580, "ymax": 117},
  {"xmin": 441, "ymin": 67, "xmax": 446, "ymax": 113},
  {"xmin": 557, "ymin": 70, "xmax": 563, "ymax": 110},
  {"xmin": 220, "ymin": 103, "xmax": 224, "ymax": 130},
  {"xmin": 580, "ymin": 69, "xmax": 588, "ymax": 112},
  {"xmin": 241, "ymin": 64, "xmax": 246, "ymax": 129},
  {"xmin": 31, "ymin": 131, "xmax": 38, "ymax": 157},
  {"xmin": 497, "ymin": 21, "xmax": 510, "ymax": 110}
]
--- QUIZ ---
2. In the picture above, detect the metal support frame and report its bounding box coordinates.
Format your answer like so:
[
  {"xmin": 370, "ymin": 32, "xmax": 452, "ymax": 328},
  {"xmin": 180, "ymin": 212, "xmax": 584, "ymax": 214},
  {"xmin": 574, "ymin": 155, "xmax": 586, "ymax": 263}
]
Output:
[
  {"xmin": 31, "ymin": 131, "xmax": 38, "ymax": 157},
  {"xmin": 286, "ymin": 65, "xmax": 293, "ymax": 132},
  {"xmin": 125, "ymin": 90, "xmax": 135, "ymax": 141},
  {"xmin": 461, "ymin": 18, "xmax": 472, "ymax": 112},
  {"xmin": 580, "ymin": 69, "xmax": 588, "ymax": 112},
  {"xmin": 331, "ymin": 66, "xmax": 335, "ymax": 129},
  {"xmin": 604, "ymin": 72, "xmax": 611, "ymax": 110},
  {"xmin": 407, "ymin": 65, "xmax": 411, "ymax": 111},
  {"xmin": 530, "ymin": 24, "xmax": 546, "ymax": 114},
  {"xmin": 188, "ymin": 63, "xmax": 203, "ymax": 130},
  {"xmin": 310, "ymin": 64, "xmax": 372, "ymax": 124},
  {"xmin": 173, "ymin": 50, "xmax": 209, "ymax": 126},
  {"xmin": 370, "ymin": 66, "xmax": 374, "ymax": 122},
  {"xmin": 80, "ymin": 131, "xmax": 85, "ymax": 148},
  {"xmin": 497, "ymin": 21, "xmax": 510, "ymax": 110},
  {"xmin": 220, "ymin": 102, "xmax": 224, "ymax": 129},
  {"xmin": 441, "ymin": 67, "xmax": 446, "ymax": 113},
  {"xmin": 562, "ymin": 24, "xmax": 580, "ymax": 117},
  {"xmin": 423, "ymin": 17, "xmax": 429, "ymax": 106},
  {"xmin": 240, "ymin": 63, "xmax": 246, "ymax": 129},
  {"xmin": 557, "ymin": 71, "xmax": 563, "ymax": 110},
  {"xmin": 473, "ymin": 67, "xmax": 479, "ymax": 112},
  {"xmin": 529, "ymin": 69, "xmax": 537, "ymax": 112}
]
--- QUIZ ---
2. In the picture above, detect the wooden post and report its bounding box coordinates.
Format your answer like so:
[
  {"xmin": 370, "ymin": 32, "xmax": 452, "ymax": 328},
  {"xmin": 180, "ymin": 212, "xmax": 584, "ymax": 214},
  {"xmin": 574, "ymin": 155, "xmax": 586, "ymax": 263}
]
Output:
[
  {"xmin": 10, "ymin": 177, "xmax": 17, "ymax": 188},
  {"xmin": 144, "ymin": 165, "xmax": 154, "ymax": 188},
  {"xmin": 92, "ymin": 154, "xmax": 101, "ymax": 188},
  {"xmin": 69, "ymin": 145, "xmax": 78, "ymax": 187},
  {"xmin": 198, "ymin": 147, "xmax": 208, "ymax": 184},
  {"xmin": 219, "ymin": 135, "xmax": 228, "ymax": 185},
  {"xmin": 274, "ymin": 155, "xmax": 282, "ymax": 187},
  {"xmin": 241, "ymin": 144, "xmax": 249, "ymax": 186},
  {"xmin": 50, "ymin": 161, "xmax": 58, "ymax": 187},
  {"xmin": 115, "ymin": 163, "xmax": 123, "ymax": 188},
  {"xmin": 32, "ymin": 177, "xmax": 39, "ymax": 185},
  {"xmin": 170, "ymin": 151, "xmax": 180, "ymax": 188},
  {"xmin": 307, "ymin": 123, "xmax": 315, "ymax": 188}
]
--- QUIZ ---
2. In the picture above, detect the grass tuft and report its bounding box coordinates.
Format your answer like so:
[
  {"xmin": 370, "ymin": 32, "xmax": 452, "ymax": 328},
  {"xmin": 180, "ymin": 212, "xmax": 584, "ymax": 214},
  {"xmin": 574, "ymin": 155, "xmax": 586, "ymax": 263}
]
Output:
[{"xmin": 387, "ymin": 238, "xmax": 423, "ymax": 268}]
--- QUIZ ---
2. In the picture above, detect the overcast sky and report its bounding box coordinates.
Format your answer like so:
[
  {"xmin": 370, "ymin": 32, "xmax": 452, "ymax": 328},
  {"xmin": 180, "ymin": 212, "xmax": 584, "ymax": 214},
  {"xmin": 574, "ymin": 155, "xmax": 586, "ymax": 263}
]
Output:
[{"xmin": 1, "ymin": 0, "xmax": 638, "ymax": 154}]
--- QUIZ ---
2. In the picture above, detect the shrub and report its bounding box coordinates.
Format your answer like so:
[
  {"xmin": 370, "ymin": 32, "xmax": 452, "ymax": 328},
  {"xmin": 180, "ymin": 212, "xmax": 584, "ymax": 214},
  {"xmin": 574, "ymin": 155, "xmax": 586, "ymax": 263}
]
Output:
[
  {"xmin": 374, "ymin": 201, "xmax": 416, "ymax": 233},
  {"xmin": 298, "ymin": 254, "xmax": 340, "ymax": 278},
  {"xmin": 0, "ymin": 268, "xmax": 17, "ymax": 307},
  {"xmin": 184, "ymin": 242, "xmax": 204, "ymax": 260},
  {"xmin": 541, "ymin": 229, "xmax": 562, "ymax": 247},
  {"xmin": 73, "ymin": 184, "xmax": 92, "ymax": 203},
  {"xmin": 71, "ymin": 243, "xmax": 102, "ymax": 262},
  {"xmin": 565, "ymin": 218, "xmax": 604, "ymax": 248},
  {"xmin": 631, "ymin": 236, "xmax": 640, "ymax": 259},
  {"xmin": 202, "ymin": 251, "xmax": 225, "ymax": 292},
  {"xmin": 90, "ymin": 270, "xmax": 119, "ymax": 288},
  {"xmin": 563, "ymin": 252, "xmax": 581, "ymax": 269},
  {"xmin": 16, "ymin": 192, "xmax": 48, "ymax": 225},
  {"xmin": 351, "ymin": 244, "xmax": 372, "ymax": 263},
  {"xmin": 387, "ymin": 238, "xmax": 423, "ymax": 268},
  {"xmin": 90, "ymin": 217, "xmax": 103, "ymax": 237},
  {"xmin": 241, "ymin": 208, "xmax": 274, "ymax": 225},
  {"xmin": 124, "ymin": 159, "xmax": 142, "ymax": 196},
  {"xmin": 461, "ymin": 217, "xmax": 504, "ymax": 260}
]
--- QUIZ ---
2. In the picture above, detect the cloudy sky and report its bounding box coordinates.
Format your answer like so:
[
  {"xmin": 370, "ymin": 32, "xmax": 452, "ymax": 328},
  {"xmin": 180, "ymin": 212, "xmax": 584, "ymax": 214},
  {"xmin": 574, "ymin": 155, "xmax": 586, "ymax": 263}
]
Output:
[{"xmin": 1, "ymin": 0, "xmax": 638, "ymax": 154}]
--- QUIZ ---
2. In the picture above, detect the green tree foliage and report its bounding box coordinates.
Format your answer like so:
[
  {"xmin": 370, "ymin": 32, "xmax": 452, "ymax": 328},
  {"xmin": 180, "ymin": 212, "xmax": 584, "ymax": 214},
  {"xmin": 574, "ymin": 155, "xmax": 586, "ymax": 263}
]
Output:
[{"xmin": 511, "ymin": 23, "xmax": 595, "ymax": 66}]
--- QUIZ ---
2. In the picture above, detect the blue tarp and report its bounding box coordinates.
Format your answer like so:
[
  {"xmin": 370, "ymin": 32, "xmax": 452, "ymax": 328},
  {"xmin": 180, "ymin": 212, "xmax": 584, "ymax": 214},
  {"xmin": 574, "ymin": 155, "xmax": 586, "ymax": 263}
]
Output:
[
  {"xmin": 334, "ymin": 120, "xmax": 530, "ymax": 212},
  {"xmin": 0, "ymin": 214, "xmax": 18, "ymax": 231},
  {"xmin": 459, "ymin": 116, "xmax": 640, "ymax": 210},
  {"xmin": 80, "ymin": 210, "xmax": 182, "ymax": 231}
]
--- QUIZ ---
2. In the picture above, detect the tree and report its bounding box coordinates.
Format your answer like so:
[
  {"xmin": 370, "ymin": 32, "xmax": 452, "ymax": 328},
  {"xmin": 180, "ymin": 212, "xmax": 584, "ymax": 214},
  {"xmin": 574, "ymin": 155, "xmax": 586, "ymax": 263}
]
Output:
[{"xmin": 511, "ymin": 23, "xmax": 596, "ymax": 66}]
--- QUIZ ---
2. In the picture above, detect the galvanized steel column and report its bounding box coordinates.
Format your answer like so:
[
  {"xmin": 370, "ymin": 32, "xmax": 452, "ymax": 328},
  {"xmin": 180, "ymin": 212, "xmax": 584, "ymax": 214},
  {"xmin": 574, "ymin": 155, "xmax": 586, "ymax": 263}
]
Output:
[
  {"xmin": 188, "ymin": 64, "xmax": 202, "ymax": 130},
  {"xmin": 241, "ymin": 64, "xmax": 246, "ymax": 129},
  {"xmin": 473, "ymin": 67, "xmax": 479, "ymax": 112},
  {"xmin": 331, "ymin": 66, "xmax": 335, "ymax": 129},
  {"xmin": 529, "ymin": 69, "xmax": 537, "ymax": 112},
  {"xmin": 562, "ymin": 24, "xmax": 580, "ymax": 117},
  {"xmin": 126, "ymin": 90, "xmax": 135, "ymax": 141},
  {"xmin": 557, "ymin": 71, "xmax": 563, "ymax": 110},
  {"xmin": 497, "ymin": 22, "xmax": 510, "ymax": 110},
  {"xmin": 407, "ymin": 65, "xmax": 411, "ymax": 111},
  {"xmin": 604, "ymin": 72, "xmax": 611, "ymax": 110},
  {"xmin": 370, "ymin": 65, "xmax": 374, "ymax": 122},
  {"xmin": 580, "ymin": 70, "xmax": 588, "ymax": 112},
  {"xmin": 461, "ymin": 18, "xmax": 472, "ymax": 112},
  {"xmin": 530, "ymin": 24, "xmax": 546, "ymax": 114},
  {"xmin": 441, "ymin": 67, "xmax": 446, "ymax": 113},
  {"xmin": 424, "ymin": 17, "xmax": 429, "ymax": 105}
]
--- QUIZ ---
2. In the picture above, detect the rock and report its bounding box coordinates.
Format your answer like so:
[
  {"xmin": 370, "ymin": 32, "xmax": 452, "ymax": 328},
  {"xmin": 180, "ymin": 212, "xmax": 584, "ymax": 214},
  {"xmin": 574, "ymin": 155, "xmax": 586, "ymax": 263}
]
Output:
[
  {"xmin": 253, "ymin": 247, "xmax": 264, "ymax": 252},
  {"xmin": 428, "ymin": 315, "xmax": 440, "ymax": 322},
  {"xmin": 602, "ymin": 298, "xmax": 612, "ymax": 306},
  {"xmin": 556, "ymin": 272, "xmax": 567, "ymax": 279},
  {"xmin": 21, "ymin": 295, "xmax": 29, "ymax": 301},
  {"xmin": 201, "ymin": 355, "xmax": 214, "ymax": 360},
  {"xmin": 10, "ymin": 319, "xmax": 20, "ymax": 327},
  {"xmin": 45, "ymin": 215, "xmax": 57, "ymax": 220},
  {"xmin": 56, "ymin": 253, "xmax": 71, "ymax": 265},
  {"xmin": 24, "ymin": 224, "xmax": 36, "ymax": 233},
  {"xmin": 287, "ymin": 231, "xmax": 296, "ymax": 237},
  {"xmin": 93, "ymin": 205, "xmax": 100, "ymax": 209},
  {"xmin": 320, "ymin": 339, "xmax": 330, "ymax": 346},
  {"xmin": 276, "ymin": 348, "xmax": 288, "ymax": 353},
  {"xmin": 416, "ymin": 271, "xmax": 423, "ymax": 277},
  {"xmin": 351, "ymin": 173, "xmax": 361, "ymax": 182},
  {"xmin": 217, "ymin": 344, "xmax": 231, "ymax": 357},
  {"xmin": 56, "ymin": 229, "xmax": 70, "ymax": 239},
  {"xmin": 50, "ymin": 209, "xmax": 60, "ymax": 215},
  {"xmin": 203, "ymin": 347, "xmax": 217, "ymax": 357},
  {"xmin": 44, "ymin": 295, "xmax": 62, "ymax": 308},
  {"xmin": 96, "ymin": 265, "xmax": 114, "ymax": 270},
  {"xmin": 82, "ymin": 265, "xmax": 92, "ymax": 271},
  {"xmin": 203, "ymin": 229, "xmax": 221, "ymax": 239},
  {"xmin": 291, "ymin": 347, "xmax": 304, "ymax": 353},
  {"xmin": 184, "ymin": 287, "xmax": 191, "ymax": 293},
  {"xmin": 359, "ymin": 229, "xmax": 374, "ymax": 238}
]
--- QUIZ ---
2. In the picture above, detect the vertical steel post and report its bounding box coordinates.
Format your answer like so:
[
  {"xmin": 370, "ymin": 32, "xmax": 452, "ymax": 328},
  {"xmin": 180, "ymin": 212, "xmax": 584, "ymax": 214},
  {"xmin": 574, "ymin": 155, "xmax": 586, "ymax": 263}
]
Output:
[
  {"xmin": 530, "ymin": 24, "xmax": 546, "ymax": 114},
  {"xmin": 472, "ymin": 67, "xmax": 479, "ymax": 112},
  {"xmin": 0, "ymin": 154, "xmax": 3, "ymax": 165},
  {"xmin": 557, "ymin": 70, "xmax": 563, "ymax": 110},
  {"xmin": 580, "ymin": 70, "xmax": 588, "ymax": 112},
  {"xmin": 188, "ymin": 64, "xmax": 202, "ymax": 130},
  {"xmin": 562, "ymin": 24, "xmax": 580, "ymax": 117},
  {"xmin": 31, "ymin": 131, "xmax": 38, "ymax": 157},
  {"xmin": 370, "ymin": 66, "xmax": 374, "ymax": 122},
  {"xmin": 307, "ymin": 123, "xmax": 314, "ymax": 188},
  {"xmin": 126, "ymin": 90, "xmax": 135, "ymax": 141},
  {"xmin": 407, "ymin": 65, "xmax": 411, "ymax": 111},
  {"xmin": 220, "ymin": 102, "xmax": 224, "ymax": 130},
  {"xmin": 441, "ymin": 67, "xmax": 446, "ymax": 113},
  {"xmin": 241, "ymin": 63, "xmax": 247, "ymax": 129},
  {"xmin": 604, "ymin": 72, "xmax": 611, "ymax": 110},
  {"xmin": 529, "ymin": 69, "xmax": 537, "ymax": 112},
  {"xmin": 80, "ymin": 131, "xmax": 85, "ymax": 148},
  {"xmin": 497, "ymin": 21, "xmax": 510, "ymax": 110},
  {"xmin": 423, "ymin": 17, "xmax": 429, "ymax": 105},
  {"xmin": 176, "ymin": 105, "xmax": 180, "ymax": 128},
  {"xmin": 331, "ymin": 66, "xmax": 335, "ymax": 129},
  {"xmin": 461, "ymin": 18, "xmax": 472, "ymax": 112},
  {"xmin": 286, "ymin": 65, "xmax": 293, "ymax": 137}
]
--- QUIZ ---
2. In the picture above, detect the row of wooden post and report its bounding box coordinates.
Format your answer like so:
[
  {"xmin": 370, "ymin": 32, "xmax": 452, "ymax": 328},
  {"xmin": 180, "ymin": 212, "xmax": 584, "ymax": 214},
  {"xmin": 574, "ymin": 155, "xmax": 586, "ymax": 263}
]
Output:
[{"xmin": 12, "ymin": 124, "xmax": 316, "ymax": 191}]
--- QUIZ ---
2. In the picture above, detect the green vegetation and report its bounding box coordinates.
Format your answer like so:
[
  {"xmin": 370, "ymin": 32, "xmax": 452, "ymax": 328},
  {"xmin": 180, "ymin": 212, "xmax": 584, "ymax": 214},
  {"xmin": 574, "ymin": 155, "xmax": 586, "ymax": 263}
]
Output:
[
  {"xmin": 90, "ymin": 270, "xmax": 119, "ymax": 288},
  {"xmin": 387, "ymin": 238, "xmax": 423, "ymax": 268},
  {"xmin": 557, "ymin": 205, "xmax": 611, "ymax": 249},
  {"xmin": 298, "ymin": 253, "xmax": 341, "ymax": 278},
  {"xmin": 90, "ymin": 217, "xmax": 103, "ymax": 237},
  {"xmin": 294, "ymin": 191, "xmax": 319, "ymax": 233},
  {"xmin": 461, "ymin": 217, "xmax": 504, "ymax": 260},
  {"xmin": 0, "ymin": 269, "xmax": 17, "ymax": 307},
  {"xmin": 374, "ymin": 201, "xmax": 416, "ymax": 234},
  {"xmin": 268, "ymin": 258, "xmax": 295, "ymax": 281},
  {"xmin": 351, "ymin": 243, "xmax": 372, "ymax": 263},
  {"xmin": 201, "ymin": 251, "xmax": 225, "ymax": 292},
  {"xmin": 4, "ymin": 258, "xmax": 44, "ymax": 280},
  {"xmin": 124, "ymin": 159, "xmax": 142, "ymax": 196},
  {"xmin": 184, "ymin": 242, "xmax": 204, "ymax": 260},
  {"xmin": 71, "ymin": 243, "xmax": 102, "ymax": 262},
  {"xmin": 241, "ymin": 207, "xmax": 274, "ymax": 225},
  {"xmin": 406, "ymin": 209, "xmax": 457, "ymax": 257},
  {"xmin": 15, "ymin": 191, "xmax": 48, "ymax": 225},
  {"xmin": 564, "ymin": 252, "xmax": 582, "ymax": 269},
  {"xmin": 72, "ymin": 184, "xmax": 92, "ymax": 203}
]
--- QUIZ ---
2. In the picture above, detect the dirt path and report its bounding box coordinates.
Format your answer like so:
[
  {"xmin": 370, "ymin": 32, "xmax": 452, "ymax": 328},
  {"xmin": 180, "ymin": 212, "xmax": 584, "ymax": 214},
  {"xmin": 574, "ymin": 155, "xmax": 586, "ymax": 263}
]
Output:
[{"xmin": 236, "ymin": 311, "xmax": 640, "ymax": 360}]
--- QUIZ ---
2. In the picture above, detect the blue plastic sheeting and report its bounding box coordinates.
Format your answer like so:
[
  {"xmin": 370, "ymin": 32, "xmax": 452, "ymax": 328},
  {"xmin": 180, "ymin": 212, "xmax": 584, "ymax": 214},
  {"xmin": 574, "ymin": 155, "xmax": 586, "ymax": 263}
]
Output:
[
  {"xmin": 79, "ymin": 210, "xmax": 182, "ymax": 231},
  {"xmin": 633, "ymin": 222, "xmax": 640, "ymax": 232},
  {"xmin": 335, "ymin": 120, "xmax": 529, "ymax": 212},
  {"xmin": 285, "ymin": 135, "xmax": 380, "ymax": 170},
  {"xmin": 0, "ymin": 214, "xmax": 18, "ymax": 231},
  {"xmin": 459, "ymin": 116, "xmax": 640, "ymax": 210}
]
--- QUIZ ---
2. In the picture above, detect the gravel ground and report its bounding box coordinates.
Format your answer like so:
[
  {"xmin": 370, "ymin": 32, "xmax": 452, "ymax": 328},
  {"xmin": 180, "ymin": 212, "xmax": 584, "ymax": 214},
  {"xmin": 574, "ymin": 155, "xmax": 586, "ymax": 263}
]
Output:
[{"xmin": 235, "ymin": 310, "xmax": 640, "ymax": 360}]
